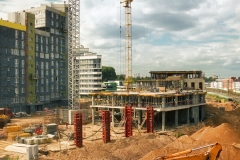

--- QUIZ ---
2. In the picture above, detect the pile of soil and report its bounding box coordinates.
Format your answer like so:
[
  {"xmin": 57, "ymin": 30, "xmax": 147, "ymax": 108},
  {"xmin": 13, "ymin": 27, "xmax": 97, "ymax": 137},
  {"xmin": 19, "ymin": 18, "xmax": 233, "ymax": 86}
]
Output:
[
  {"xmin": 45, "ymin": 134, "xmax": 174, "ymax": 160},
  {"xmin": 191, "ymin": 123, "xmax": 240, "ymax": 144},
  {"xmin": 142, "ymin": 123, "xmax": 240, "ymax": 160}
]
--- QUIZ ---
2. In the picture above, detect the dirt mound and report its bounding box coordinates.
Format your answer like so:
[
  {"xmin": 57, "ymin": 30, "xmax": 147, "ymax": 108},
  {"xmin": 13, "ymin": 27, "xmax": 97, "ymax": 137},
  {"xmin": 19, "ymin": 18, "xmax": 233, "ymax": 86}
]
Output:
[
  {"xmin": 191, "ymin": 123, "xmax": 240, "ymax": 144},
  {"xmin": 47, "ymin": 134, "xmax": 174, "ymax": 160},
  {"xmin": 141, "ymin": 135, "xmax": 207, "ymax": 160}
]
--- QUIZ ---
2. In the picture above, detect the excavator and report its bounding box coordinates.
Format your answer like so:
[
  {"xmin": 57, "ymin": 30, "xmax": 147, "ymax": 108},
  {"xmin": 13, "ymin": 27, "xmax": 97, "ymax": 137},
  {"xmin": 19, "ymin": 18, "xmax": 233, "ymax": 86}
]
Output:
[{"xmin": 154, "ymin": 143, "xmax": 222, "ymax": 160}]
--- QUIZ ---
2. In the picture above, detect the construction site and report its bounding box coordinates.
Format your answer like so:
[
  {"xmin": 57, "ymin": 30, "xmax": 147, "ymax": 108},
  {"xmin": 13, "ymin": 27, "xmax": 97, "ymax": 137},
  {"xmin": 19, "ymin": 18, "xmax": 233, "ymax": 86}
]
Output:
[{"xmin": 1, "ymin": 0, "xmax": 240, "ymax": 160}]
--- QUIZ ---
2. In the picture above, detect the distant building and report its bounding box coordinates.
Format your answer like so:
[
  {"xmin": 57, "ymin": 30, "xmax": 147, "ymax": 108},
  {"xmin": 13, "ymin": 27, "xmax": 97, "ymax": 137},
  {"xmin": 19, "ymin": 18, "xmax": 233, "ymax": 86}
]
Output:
[
  {"xmin": 74, "ymin": 46, "xmax": 102, "ymax": 97},
  {"xmin": 210, "ymin": 77, "xmax": 240, "ymax": 91}
]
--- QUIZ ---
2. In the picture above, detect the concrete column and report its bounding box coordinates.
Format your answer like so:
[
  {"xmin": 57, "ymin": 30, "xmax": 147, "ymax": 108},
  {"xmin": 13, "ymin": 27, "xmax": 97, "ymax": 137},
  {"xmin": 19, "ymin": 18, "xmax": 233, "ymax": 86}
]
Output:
[
  {"xmin": 187, "ymin": 108, "xmax": 190, "ymax": 124},
  {"xmin": 92, "ymin": 108, "xmax": 95, "ymax": 125},
  {"xmin": 162, "ymin": 111, "xmax": 165, "ymax": 131},
  {"xmin": 138, "ymin": 110, "xmax": 142, "ymax": 126},
  {"xmin": 187, "ymin": 94, "xmax": 190, "ymax": 105},
  {"xmin": 138, "ymin": 96, "xmax": 141, "ymax": 108},
  {"xmin": 175, "ymin": 96, "xmax": 178, "ymax": 106},
  {"xmin": 111, "ymin": 108, "xmax": 115, "ymax": 127},
  {"xmin": 196, "ymin": 94, "xmax": 199, "ymax": 104},
  {"xmin": 162, "ymin": 97, "xmax": 165, "ymax": 108},
  {"xmin": 175, "ymin": 110, "xmax": 178, "ymax": 127}
]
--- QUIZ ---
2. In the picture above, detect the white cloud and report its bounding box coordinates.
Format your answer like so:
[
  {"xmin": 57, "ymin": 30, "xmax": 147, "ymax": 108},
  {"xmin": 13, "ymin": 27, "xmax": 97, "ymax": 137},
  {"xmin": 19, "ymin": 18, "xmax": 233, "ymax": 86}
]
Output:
[{"xmin": 0, "ymin": 0, "xmax": 239, "ymax": 78}]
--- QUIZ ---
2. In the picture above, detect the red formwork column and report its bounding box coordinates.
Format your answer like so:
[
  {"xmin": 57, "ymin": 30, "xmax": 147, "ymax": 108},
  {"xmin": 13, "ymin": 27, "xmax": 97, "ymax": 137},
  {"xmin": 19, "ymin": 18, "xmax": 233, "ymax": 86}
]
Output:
[
  {"xmin": 124, "ymin": 106, "xmax": 133, "ymax": 137},
  {"xmin": 102, "ymin": 110, "xmax": 110, "ymax": 143},
  {"xmin": 146, "ymin": 106, "xmax": 154, "ymax": 133},
  {"xmin": 74, "ymin": 113, "xmax": 82, "ymax": 147}
]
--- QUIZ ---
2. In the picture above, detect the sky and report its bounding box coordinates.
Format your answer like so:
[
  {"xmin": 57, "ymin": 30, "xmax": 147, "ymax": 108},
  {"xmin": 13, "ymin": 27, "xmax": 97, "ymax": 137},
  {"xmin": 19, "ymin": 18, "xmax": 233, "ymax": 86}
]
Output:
[{"xmin": 0, "ymin": 0, "xmax": 240, "ymax": 78}]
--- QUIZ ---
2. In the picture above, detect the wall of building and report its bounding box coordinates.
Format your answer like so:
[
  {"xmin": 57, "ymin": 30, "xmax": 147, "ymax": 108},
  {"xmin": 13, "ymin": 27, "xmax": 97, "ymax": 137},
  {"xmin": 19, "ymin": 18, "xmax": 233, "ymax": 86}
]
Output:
[{"xmin": 0, "ymin": 20, "xmax": 27, "ymax": 112}]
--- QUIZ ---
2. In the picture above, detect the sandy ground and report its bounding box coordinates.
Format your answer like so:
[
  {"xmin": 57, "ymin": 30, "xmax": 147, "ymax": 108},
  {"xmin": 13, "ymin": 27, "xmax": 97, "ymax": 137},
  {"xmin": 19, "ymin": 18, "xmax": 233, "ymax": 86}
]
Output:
[{"xmin": 1, "ymin": 99, "xmax": 240, "ymax": 160}]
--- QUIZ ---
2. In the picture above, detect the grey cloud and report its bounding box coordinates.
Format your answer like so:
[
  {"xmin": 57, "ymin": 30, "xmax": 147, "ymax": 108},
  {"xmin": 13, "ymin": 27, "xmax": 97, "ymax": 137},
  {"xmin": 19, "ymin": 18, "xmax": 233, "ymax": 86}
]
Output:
[{"xmin": 147, "ymin": 12, "xmax": 197, "ymax": 31}]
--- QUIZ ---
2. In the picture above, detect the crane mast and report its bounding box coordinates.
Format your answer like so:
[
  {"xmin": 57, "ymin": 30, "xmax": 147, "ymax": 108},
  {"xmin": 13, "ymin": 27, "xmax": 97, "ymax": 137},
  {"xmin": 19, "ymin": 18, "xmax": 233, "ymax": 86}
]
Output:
[
  {"xmin": 122, "ymin": 0, "xmax": 133, "ymax": 90},
  {"xmin": 68, "ymin": 0, "xmax": 80, "ymax": 110}
]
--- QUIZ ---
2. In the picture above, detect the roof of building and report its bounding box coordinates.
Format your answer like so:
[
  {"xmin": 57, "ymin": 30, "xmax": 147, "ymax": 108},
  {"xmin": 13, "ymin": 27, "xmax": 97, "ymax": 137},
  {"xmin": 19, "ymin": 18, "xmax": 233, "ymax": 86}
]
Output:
[
  {"xmin": 150, "ymin": 71, "xmax": 203, "ymax": 74},
  {"xmin": 0, "ymin": 19, "xmax": 26, "ymax": 31}
]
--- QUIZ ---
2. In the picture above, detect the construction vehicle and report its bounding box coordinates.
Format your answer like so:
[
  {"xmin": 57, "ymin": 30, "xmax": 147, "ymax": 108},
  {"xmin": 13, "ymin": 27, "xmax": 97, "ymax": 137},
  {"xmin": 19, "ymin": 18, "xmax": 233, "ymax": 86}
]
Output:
[
  {"xmin": 0, "ymin": 114, "xmax": 10, "ymax": 128},
  {"xmin": 154, "ymin": 143, "xmax": 222, "ymax": 160},
  {"xmin": 0, "ymin": 108, "xmax": 13, "ymax": 118}
]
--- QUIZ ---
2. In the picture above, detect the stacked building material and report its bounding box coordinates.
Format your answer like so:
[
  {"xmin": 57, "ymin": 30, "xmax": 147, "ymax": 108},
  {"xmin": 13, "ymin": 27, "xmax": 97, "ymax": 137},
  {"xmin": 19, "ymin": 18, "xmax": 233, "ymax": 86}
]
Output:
[{"xmin": 3, "ymin": 125, "xmax": 31, "ymax": 140}]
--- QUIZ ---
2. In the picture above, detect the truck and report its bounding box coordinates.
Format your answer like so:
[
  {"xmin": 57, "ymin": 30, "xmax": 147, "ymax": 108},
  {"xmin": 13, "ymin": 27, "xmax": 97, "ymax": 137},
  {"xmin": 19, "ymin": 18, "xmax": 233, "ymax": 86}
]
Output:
[
  {"xmin": 0, "ymin": 108, "xmax": 14, "ymax": 118},
  {"xmin": 0, "ymin": 108, "xmax": 14, "ymax": 128}
]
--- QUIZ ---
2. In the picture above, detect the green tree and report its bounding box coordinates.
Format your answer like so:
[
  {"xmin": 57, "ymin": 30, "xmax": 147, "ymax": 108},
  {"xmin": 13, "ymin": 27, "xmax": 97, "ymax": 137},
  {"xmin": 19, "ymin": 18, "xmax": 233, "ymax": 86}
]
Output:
[
  {"xmin": 116, "ymin": 74, "xmax": 125, "ymax": 81},
  {"xmin": 102, "ymin": 66, "xmax": 116, "ymax": 82}
]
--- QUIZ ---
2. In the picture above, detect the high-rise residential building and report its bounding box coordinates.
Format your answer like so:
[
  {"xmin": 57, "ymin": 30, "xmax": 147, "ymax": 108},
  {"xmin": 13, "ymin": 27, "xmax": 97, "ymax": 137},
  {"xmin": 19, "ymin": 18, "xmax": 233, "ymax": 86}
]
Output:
[
  {"xmin": 74, "ymin": 46, "xmax": 102, "ymax": 97},
  {"xmin": 0, "ymin": 19, "xmax": 27, "ymax": 113},
  {"xmin": 0, "ymin": 3, "xmax": 69, "ymax": 113}
]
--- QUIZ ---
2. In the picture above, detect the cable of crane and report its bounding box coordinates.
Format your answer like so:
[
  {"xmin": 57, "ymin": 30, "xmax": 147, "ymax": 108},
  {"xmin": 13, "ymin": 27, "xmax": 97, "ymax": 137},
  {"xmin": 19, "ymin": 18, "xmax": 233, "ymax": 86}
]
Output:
[{"xmin": 119, "ymin": 0, "xmax": 122, "ymax": 75}]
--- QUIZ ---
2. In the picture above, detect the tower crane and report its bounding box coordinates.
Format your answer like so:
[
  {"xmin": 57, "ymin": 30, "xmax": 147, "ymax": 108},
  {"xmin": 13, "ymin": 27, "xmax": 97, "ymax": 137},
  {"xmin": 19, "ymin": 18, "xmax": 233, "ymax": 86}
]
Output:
[
  {"xmin": 122, "ymin": 0, "xmax": 133, "ymax": 91},
  {"xmin": 68, "ymin": 0, "xmax": 80, "ymax": 110}
]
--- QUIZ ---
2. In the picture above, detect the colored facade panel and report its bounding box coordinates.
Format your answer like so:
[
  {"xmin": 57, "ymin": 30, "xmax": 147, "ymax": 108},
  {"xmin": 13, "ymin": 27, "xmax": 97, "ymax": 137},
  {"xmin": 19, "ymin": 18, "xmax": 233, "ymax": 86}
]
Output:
[{"xmin": 0, "ymin": 19, "xmax": 26, "ymax": 31}]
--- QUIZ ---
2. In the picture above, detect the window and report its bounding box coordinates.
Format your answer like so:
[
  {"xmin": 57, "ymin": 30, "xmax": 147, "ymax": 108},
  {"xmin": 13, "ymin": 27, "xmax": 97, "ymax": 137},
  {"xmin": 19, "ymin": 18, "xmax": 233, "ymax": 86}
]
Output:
[
  {"xmin": 22, "ymin": 69, "xmax": 25, "ymax": 75},
  {"xmin": 51, "ymin": 53, "xmax": 54, "ymax": 59},
  {"xmin": 56, "ymin": 14, "xmax": 58, "ymax": 19},
  {"xmin": 51, "ymin": 20, "xmax": 54, "ymax": 26},
  {"xmin": 36, "ymin": 45, "xmax": 38, "ymax": 51},
  {"xmin": 46, "ymin": 70, "xmax": 49, "ymax": 75},
  {"xmin": 41, "ymin": 62, "xmax": 44, "ymax": 69},
  {"xmin": 51, "ymin": 61, "xmax": 54, "ymax": 66},
  {"xmin": 51, "ymin": 85, "xmax": 54, "ymax": 92},
  {"xmin": 36, "ymin": 35, "xmax": 38, "ymax": 42},
  {"xmin": 41, "ymin": 36, "xmax": 43, "ymax": 43},
  {"xmin": 51, "ymin": 69, "xmax": 54, "ymax": 75},
  {"xmin": 21, "ymin": 32, "xmax": 25, "ymax": 39},
  {"xmin": 15, "ymin": 30, "xmax": 18, "ymax": 38},
  {"xmin": 45, "ymin": 54, "xmax": 49, "ymax": 59},
  {"xmin": 46, "ymin": 62, "xmax": 49, "ymax": 69},
  {"xmin": 41, "ymin": 87, "xmax": 44, "ymax": 92},
  {"xmin": 21, "ymin": 97, "xmax": 25, "ymax": 103},
  {"xmin": 41, "ymin": 45, "xmax": 43, "ymax": 52},
  {"xmin": 22, "ymin": 41, "xmax": 24, "ymax": 49},
  {"xmin": 15, "ymin": 59, "xmax": 19, "ymax": 67},
  {"xmin": 22, "ymin": 88, "xmax": 25, "ymax": 93},
  {"xmin": 51, "ymin": 12, "xmax": 54, "ymax": 18},
  {"xmin": 46, "ymin": 45, "xmax": 49, "ymax": 53},
  {"xmin": 21, "ymin": 50, "xmax": 25, "ymax": 56},
  {"xmin": 40, "ymin": 53, "xmax": 44, "ymax": 58},
  {"xmin": 41, "ymin": 70, "xmax": 44, "ymax": 77},
  {"xmin": 15, "ymin": 39, "xmax": 18, "ymax": 48},
  {"xmin": 51, "ymin": 37, "xmax": 54, "ymax": 43},
  {"xmin": 46, "ymin": 38, "xmax": 48, "ymax": 44}
]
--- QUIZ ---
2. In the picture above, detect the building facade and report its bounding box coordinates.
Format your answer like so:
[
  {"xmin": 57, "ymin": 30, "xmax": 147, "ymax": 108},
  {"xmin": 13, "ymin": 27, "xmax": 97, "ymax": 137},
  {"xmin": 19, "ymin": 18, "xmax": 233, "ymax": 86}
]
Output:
[
  {"xmin": 74, "ymin": 46, "xmax": 102, "ymax": 97},
  {"xmin": 0, "ymin": 19, "xmax": 27, "ymax": 113},
  {"xmin": 0, "ymin": 3, "xmax": 69, "ymax": 113}
]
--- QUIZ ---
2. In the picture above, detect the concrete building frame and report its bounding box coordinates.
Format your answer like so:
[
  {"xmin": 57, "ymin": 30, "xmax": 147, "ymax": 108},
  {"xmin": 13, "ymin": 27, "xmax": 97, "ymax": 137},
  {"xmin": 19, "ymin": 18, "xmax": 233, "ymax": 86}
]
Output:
[{"xmin": 90, "ymin": 90, "xmax": 206, "ymax": 131}]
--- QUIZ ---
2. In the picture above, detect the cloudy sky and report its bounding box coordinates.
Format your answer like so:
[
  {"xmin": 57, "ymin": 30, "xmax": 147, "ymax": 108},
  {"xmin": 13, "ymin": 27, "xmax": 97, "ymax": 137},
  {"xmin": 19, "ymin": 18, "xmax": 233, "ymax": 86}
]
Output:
[{"xmin": 0, "ymin": 0, "xmax": 240, "ymax": 78}]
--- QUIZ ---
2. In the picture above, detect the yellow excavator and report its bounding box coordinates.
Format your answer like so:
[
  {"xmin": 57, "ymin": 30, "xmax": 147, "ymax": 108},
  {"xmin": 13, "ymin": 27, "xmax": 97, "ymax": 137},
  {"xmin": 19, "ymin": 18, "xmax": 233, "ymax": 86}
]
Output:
[{"xmin": 154, "ymin": 143, "xmax": 222, "ymax": 160}]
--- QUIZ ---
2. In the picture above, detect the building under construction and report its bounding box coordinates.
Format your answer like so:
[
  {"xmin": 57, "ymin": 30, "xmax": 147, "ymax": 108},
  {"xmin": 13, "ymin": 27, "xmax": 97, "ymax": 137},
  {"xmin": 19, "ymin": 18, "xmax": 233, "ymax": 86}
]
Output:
[{"xmin": 90, "ymin": 71, "xmax": 206, "ymax": 131}]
